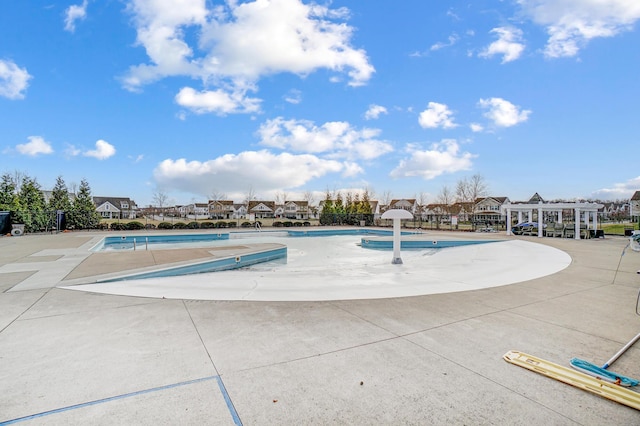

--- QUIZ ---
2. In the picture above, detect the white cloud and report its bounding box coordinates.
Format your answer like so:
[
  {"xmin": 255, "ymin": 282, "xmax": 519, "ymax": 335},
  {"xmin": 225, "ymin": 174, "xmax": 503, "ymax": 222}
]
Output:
[
  {"xmin": 64, "ymin": 144, "xmax": 82, "ymax": 157},
  {"xmin": 64, "ymin": 0, "xmax": 88, "ymax": 33},
  {"xmin": 0, "ymin": 59, "xmax": 32, "ymax": 100},
  {"xmin": 390, "ymin": 139, "xmax": 475, "ymax": 179},
  {"xmin": 470, "ymin": 123, "xmax": 484, "ymax": 132},
  {"xmin": 153, "ymin": 150, "xmax": 347, "ymax": 196},
  {"xmin": 430, "ymin": 34, "xmax": 459, "ymax": 51},
  {"xmin": 364, "ymin": 104, "xmax": 388, "ymax": 120},
  {"xmin": 257, "ymin": 117, "xmax": 393, "ymax": 161},
  {"xmin": 478, "ymin": 97, "xmax": 531, "ymax": 127},
  {"xmin": 592, "ymin": 176, "xmax": 640, "ymax": 200},
  {"xmin": 83, "ymin": 139, "xmax": 116, "ymax": 160},
  {"xmin": 284, "ymin": 89, "xmax": 302, "ymax": 104},
  {"xmin": 518, "ymin": 0, "xmax": 640, "ymax": 58},
  {"xmin": 479, "ymin": 27, "xmax": 525, "ymax": 63},
  {"xmin": 16, "ymin": 136, "xmax": 54, "ymax": 156},
  {"xmin": 123, "ymin": 0, "xmax": 374, "ymax": 105},
  {"xmin": 418, "ymin": 102, "xmax": 457, "ymax": 129},
  {"xmin": 175, "ymin": 86, "xmax": 261, "ymax": 115}
]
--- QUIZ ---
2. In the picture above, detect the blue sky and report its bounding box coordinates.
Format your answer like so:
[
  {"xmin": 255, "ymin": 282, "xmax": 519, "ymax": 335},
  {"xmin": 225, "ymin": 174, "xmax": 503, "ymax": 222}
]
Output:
[{"xmin": 2, "ymin": 0, "xmax": 639, "ymax": 207}]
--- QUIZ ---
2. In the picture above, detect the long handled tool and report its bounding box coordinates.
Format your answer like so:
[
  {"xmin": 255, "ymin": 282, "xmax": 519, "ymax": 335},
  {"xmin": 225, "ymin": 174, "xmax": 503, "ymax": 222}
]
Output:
[
  {"xmin": 570, "ymin": 285, "xmax": 640, "ymax": 387},
  {"xmin": 570, "ymin": 333, "xmax": 640, "ymax": 386}
]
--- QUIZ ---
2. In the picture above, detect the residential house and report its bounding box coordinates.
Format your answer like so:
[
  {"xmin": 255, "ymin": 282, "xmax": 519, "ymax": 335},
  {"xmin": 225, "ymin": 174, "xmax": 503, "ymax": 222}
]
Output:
[
  {"xmin": 248, "ymin": 201, "xmax": 276, "ymax": 219},
  {"xmin": 631, "ymin": 191, "xmax": 640, "ymax": 222},
  {"xmin": 423, "ymin": 203, "xmax": 450, "ymax": 223},
  {"xmin": 277, "ymin": 201, "xmax": 310, "ymax": 220},
  {"xmin": 93, "ymin": 196, "xmax": 138, "ymax": 219},
  {"xmin": 179, "ymin": 203, "xmax": 209, "ymax": 219},
  {"xmin": 473, "ymin": 196, "xmax": 509, "ymax": 224},
  {"xmin": 208, "ymin": 200, "xmax": 235, "ymax": 219},
  {"xmin": 388, "ymin": 199, "xmax": 417, "ymax": 215}
]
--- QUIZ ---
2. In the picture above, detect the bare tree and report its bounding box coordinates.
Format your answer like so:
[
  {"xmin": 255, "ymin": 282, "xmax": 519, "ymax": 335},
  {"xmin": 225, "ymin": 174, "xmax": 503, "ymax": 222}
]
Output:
[
  {"xmin": 69, "ymin": 181, "xmax": 78, "ymax": 196},
  {"xmin": 209, "ymin": 190, "xmax": 227, "ymax": 202},
  {"xmin": 456, "ymin": 174, "xmax": 489, "ymax": 222},
  {"xmin": 380, "ymin": 190, "xmax": 393, "ymax": 212},
  {"xmin": 11, "ymin": 170, "xmax": 26, "ymax": 193},
  {"xmin": 243, "ymin": 185, "xmax": 257, "ymax": 219},
  {"xmin": 417, "ymin": 191, "xmax": 429, "ymax": 221},
  {"xmin": 303, "ymin": 190, "xmax": 315, "ymax": 219},
  {"xmin": 274, "ymin": 191, "xmax": 289, "ymax": 218},
  {"xmin": 436, "ymin": 185, "xmax": 453, "ymax": 211},
  {"xmin": 152, "ymin": 189, "xmax": 169, "ymax": 208}
]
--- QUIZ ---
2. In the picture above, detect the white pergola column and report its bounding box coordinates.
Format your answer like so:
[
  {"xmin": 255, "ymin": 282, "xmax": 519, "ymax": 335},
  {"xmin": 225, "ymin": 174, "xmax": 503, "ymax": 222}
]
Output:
[
  {"xmin": 518, "ymin": 211, "xmax": 523, "ymax": 223},
  {"xmin": 557, "ymin": 210, "xmax": 562, "ymax": 223},
  {"xmin": 574, "ymin": 208, "xmax": 581, "ymax": 240},
  {"xmin": 527, "ymin": 210, "xmax": 532, "ymax": 222},
  {"xmin": 585, "ymin": 211, "xmax": 590, "ymax": 229},
  {"xmin": 592, "ymin": 211, "xmax": 598, "ymax": 231},
  {"xmin": 506, "ymin": 208, "xmax": 512, "ymax": 235},
  {"xmin": 537, "ymin": 204, "xmax": 543, "ymax": 237}
]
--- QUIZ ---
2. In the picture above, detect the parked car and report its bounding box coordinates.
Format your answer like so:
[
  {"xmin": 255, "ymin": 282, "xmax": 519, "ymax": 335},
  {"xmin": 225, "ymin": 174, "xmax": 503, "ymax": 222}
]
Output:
[{"xmin": 511, "ymin": 221, "xmax": 545, "ymax": 235}]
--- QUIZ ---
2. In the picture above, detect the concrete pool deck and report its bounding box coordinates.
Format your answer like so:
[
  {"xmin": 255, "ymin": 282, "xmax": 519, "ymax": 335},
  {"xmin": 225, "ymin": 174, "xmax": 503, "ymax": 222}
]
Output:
[{"xmin": 1, "ymin": 229, "xmax": 640, "ymax": 424}]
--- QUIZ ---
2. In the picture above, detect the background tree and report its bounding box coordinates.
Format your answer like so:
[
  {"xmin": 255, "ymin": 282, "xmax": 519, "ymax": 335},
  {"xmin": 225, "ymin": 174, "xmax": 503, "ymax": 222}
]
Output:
[
  {"xmin": 49, "ymin": 176, "xmax": 72, "ymax": 213},
  {"xmin": 359, "ymin": 188, "xmax": 373, "ymax": 215},
  {"xmin": 16, "ymin": 176, "xmax": 47, "ymax": 232},
  {"xmin": 68, "ymin": 178, "xmax": 100, "ymax": 229},
  {"xmin": 456, "ymin": 174, "xmax": 488, "ymax": 223},
  {"xmin": 435, "ymin": 185, "xmax": 453, "ymax": 228},
  {"xmin": 49, "ymin": 176, "xmax": 72, "ymax": 231},
  {"xmin": 303, "ymin": 190, "xmax": 315, "ymax": 218},
  {"xmin": 0, "ymin": 173, "xmax": 19, "ymax": 213},
  {"xmin": 243, "ymin": 185, "xmax": 257, "ymax": 220}
]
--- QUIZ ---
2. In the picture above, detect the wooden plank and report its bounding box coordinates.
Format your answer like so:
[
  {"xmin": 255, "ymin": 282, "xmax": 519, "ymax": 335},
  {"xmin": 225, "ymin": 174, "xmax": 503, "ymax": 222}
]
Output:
[{"xmin": 503, "ymin": 350, "xmax": 640, "ymax": 411}]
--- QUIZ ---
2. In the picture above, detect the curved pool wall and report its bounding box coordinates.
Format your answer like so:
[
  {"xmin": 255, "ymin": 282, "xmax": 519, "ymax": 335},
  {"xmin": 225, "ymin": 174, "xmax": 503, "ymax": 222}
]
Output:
[
  {"xmin": 98, "ymin": 246, "xmax": 286, "ymax": 283},
  {"xmin": 361, "ymin": 238, "xmax": 500, "ymax": 250}
]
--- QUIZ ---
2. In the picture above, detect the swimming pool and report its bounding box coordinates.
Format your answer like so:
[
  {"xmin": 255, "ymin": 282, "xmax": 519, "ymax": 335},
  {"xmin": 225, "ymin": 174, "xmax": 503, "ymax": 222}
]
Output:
[
  {"xmin": 64, "ymin": 231, "xmax": 572, "ymax": 301},
  {"xmin": 86, "ymin": 229, "xmax": 502, "ymax": 284},
  {"xmin": 91, "ymin": 228, "xmax": 419, "ymax": 252}
]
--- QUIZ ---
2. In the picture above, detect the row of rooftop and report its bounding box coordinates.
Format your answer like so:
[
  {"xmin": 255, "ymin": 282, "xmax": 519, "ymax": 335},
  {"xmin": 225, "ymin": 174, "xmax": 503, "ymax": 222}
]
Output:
[{"xmin": 90, "ymin": 191, "xmax": 640, "ymax": 223}]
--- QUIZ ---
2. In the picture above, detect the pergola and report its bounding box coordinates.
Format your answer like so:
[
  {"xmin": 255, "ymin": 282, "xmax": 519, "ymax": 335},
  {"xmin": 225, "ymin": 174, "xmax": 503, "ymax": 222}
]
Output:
[{"xmin": 502, "ymin": 201, "xmax": 604, "ymax": 239}]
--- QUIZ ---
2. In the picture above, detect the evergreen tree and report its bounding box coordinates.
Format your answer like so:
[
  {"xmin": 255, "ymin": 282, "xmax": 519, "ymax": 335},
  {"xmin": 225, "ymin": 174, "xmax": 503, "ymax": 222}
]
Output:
[
  {"xmin": 49, "ymin": 176, "xmax": 72, "ymax": 213},
  {"xmin": 69, "ymin": 178, "xmax": 101, "ymax": 229},
  {"xmin": 360, "ymin": 189, "xmax": 373, "ymax": 214},
  {"xmin": 16, "ymin": 176, "xmax": 47, "ymax": 232},
  {"xmin": 0, "ymin": 173, "xmax": 19, "ymax": 212}
]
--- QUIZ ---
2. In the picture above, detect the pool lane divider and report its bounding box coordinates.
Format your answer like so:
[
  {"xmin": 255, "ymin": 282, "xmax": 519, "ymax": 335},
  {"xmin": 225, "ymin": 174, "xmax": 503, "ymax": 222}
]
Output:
[{"xmin": 0, "ymin": 375, "xmax": 243, "ymax": 425}]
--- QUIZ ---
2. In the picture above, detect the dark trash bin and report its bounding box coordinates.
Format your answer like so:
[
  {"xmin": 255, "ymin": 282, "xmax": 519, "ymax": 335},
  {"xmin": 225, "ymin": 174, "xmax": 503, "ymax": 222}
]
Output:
[{"xmin": 0, "ymin": 211, "xmax": 11, "ymax": 235}]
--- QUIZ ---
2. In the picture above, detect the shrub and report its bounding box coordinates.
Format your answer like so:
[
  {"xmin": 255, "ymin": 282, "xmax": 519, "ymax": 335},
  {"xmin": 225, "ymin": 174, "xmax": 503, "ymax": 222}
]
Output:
[
  {"xmin": 200, "ymin": 221, "xmax": 215, "ymax": 229},
  {"xmin": 126, "ymin": 221, "xmax": 145, "ymax": 230},
  {"xmin": 157, "ymin": 222, "xmax": 173, "ymax": 229},
  {"xmin": 187, "ymin": 221, "xmax": 200, "ymax": 229},
  {"xmin": 303, "ymin": 221, "xmax": 311, "ymax": 227},
  {"xmin": 273, "ymin": 221, "xmax": 283, "ymax": 227},
  {"xmin": 283, "ymin": 221, "xmax": 293, "ymax": 227},
  {"xmin": 216, "ymin": 221, "xmax": 228, "ymax": 228},
  {"xmin": 241, "ymin": 221, "xmax": 253, "ymax": 228},
  {"xmin": 227, "ymin": 221, "xmax": 237, "ymax": 228},
  {"xmin": 294, "ymin": 221, "xmax": 303, "ymax": 227},
  {"xmin": 110, "ymin": 222, "xmax": 126, "ymax": 231},
  {"xmin": 145, "ymin": 223, "xmax": 156, "ymax": 230},
  {"xmin": 173, "ymin": 222, "xmax": 187, "ymax": 229}
]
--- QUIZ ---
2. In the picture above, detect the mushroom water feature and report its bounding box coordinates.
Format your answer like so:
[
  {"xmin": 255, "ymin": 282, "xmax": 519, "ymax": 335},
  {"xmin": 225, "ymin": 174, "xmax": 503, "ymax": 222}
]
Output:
[{"xmin": 381, "ymin": 208, "xmax": 414, "ymax": 264}]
